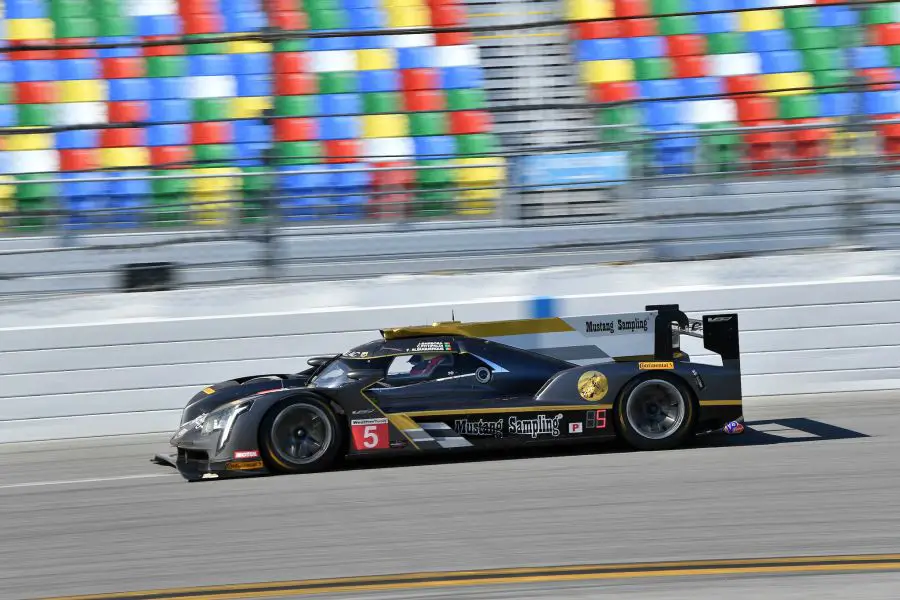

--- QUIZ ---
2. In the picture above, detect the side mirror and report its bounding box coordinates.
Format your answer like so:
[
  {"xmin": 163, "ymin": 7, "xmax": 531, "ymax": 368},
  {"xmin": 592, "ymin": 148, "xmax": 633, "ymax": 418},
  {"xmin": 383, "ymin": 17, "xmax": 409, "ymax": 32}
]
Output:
[
  {"xmin": 307, "ymin": 356, "xmax": 332, "ymax": 367},
  {"xmin": 347, "ymin": 369, "xmax": 384, "ymax": 381},
  {"xmin": 474, "ymin": 366, "xmax": 493, "ymax": 384}
]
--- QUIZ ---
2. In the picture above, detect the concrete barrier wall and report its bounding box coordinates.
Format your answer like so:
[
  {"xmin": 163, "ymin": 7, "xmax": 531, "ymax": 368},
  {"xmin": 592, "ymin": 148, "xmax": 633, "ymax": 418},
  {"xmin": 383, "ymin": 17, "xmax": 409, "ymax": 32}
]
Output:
[{"xmin": 2, "ymin": 250, "xmax": 900, "ymax": 443}]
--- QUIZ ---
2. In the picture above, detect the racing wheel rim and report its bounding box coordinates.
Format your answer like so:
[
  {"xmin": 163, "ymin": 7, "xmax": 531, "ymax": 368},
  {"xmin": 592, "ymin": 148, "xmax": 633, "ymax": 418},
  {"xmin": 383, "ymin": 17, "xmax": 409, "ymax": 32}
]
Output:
[
  {"xmin": 624, "ymin": 379, "xmax": 686, "ymax": 441},
  {"xmin": 269, "ymin": 403, "xmax": 333, "ymax": 466}
]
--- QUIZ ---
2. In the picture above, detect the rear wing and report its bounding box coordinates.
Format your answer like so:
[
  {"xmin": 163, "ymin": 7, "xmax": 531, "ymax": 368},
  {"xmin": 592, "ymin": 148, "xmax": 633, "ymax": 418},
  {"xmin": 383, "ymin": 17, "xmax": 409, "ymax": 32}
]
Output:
[{"xmin": 647, "ymin": 304, "xmax": 740, "ymax": 363}]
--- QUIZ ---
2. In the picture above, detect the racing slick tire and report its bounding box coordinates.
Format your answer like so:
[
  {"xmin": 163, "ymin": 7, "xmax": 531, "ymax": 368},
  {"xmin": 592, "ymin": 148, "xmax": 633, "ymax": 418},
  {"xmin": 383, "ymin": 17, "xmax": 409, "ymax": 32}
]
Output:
[
  {"xmin": 614, "ymin": 372, "xmax": 696, "ymax": 451},
  {"xmin": 259, "ymin": 395, "xmax": 345, "ymax": 474}
]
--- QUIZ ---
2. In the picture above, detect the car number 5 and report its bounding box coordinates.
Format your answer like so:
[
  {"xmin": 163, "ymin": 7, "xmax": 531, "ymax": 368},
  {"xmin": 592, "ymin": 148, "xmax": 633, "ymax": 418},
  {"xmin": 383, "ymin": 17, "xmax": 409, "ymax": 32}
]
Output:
[{"xmin": 351, "ymin": 418, "xmax": 389, "ymax": 451}]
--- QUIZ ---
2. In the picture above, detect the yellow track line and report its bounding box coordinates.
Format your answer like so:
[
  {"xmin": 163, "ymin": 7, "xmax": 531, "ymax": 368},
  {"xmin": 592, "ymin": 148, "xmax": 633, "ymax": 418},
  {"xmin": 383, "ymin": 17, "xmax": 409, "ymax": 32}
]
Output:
[{"xmin": 43, "ymin": 554, "xmax": 900, "ymax": 600}]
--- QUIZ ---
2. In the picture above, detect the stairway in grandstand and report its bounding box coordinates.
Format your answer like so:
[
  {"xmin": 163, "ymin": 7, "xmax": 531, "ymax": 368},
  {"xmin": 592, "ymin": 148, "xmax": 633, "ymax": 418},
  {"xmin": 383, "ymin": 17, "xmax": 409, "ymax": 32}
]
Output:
[{"xmin": 463, "ymin": 0, "xmax": 595, "ymax": 149}]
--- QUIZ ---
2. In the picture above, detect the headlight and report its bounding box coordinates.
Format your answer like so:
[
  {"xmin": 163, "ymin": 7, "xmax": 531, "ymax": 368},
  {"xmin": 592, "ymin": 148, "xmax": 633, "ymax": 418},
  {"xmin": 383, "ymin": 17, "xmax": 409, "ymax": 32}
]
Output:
[{"xmin": 200, "ymin": 399, "xmax": 253, "ymax": 449}]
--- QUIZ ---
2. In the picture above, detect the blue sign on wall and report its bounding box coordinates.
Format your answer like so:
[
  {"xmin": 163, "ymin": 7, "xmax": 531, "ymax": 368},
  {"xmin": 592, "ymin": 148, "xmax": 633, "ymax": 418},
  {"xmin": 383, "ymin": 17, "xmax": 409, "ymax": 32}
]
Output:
[{"xmin": 515, "ymin": 152, "xmax": 629, "ymax": 190}]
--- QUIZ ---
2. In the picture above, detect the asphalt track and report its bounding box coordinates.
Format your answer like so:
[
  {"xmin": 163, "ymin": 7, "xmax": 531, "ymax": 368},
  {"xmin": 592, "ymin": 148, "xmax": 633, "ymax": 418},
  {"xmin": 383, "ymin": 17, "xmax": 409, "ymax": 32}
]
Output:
[{"xmin": 2, "ymin": 391, "xmax": 899, "ymax": 600}]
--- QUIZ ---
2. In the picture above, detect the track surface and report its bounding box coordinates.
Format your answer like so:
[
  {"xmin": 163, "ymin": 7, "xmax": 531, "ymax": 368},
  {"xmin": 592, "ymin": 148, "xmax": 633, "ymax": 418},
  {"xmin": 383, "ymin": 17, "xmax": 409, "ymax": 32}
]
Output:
[{"xmin": 2, "ymin": 392, "xmax": 899, "ymax": 599}]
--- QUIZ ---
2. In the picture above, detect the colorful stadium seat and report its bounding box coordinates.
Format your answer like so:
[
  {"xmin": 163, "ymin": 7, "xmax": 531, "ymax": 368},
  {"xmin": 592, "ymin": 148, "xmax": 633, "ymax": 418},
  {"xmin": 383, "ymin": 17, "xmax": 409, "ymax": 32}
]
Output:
[
  {"xmin": 0, "ymin": 0, "xmax": 504, "ymax": 230},
  {"xmin": 567, "ymin": 0, "xmax": 898, "ymax": 174}
]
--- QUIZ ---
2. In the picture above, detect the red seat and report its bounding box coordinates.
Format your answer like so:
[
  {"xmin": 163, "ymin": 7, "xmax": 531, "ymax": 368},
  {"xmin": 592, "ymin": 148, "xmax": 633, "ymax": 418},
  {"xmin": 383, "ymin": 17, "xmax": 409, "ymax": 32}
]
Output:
[
  {"xmin": 590, "ymin": 81, "xmax": 637, "ymax": 103},
  {"xmin": 275, "ymin": 73, "xmax": 317, "ymax": 96},
  {"xmin": 403, "ymin": 90, "xmax": 446, "ymax": 112},
  {"xmin": 108, "ymin": 101, "xmax": 148, "ymax": 123},
  {"xmin": 60, "ymin": 149, "xmax": 101, "ymax": 171},
  {"xmin": 614, "ymin": 0, "xmax": 649, "ymax": 18},
  {"xmin": 324, "ymin": 140, "xmax": 361, "ymax": 164},
  {"xmin": 182, "ymin": 13, "xmax": 223, "ymax": 35},
  {"xmin": 101, "ymin": 127, "xmax": 146, "ymax": 148},
  {"xmin": 450, "ymin": 110, "xmax": 490, "ymax": 135},
  {"xmin": 273, "ymin": 118, "xmax": 316, "ymax": 143},
  {"xmin": 274, "ymin": 52, "xmax": 309, "ymax": 74},
  {"xmin": 150, "ymin": 146, "xmax": 194, "ymax": 168},
  {"xmin": 102, "ymin": 57, "xmax": 146, "ymax": 79},
  {"xmin": 401, "ymin": 68, "xmax": 439, "ymax": 92},
  {"xmin": 572, "ymin": 21, "xmax": 622, "ymax": 40},
  {"xmin": 58, "ymin": 37, "xmax": 97, "ymax": 59},
  {"xmin": 142, "ymin": 36, "xmax": 185, "ymax": 57},
  {"xmin": 191, "ymin": 121, "xmax": 234, "ymax": 145},
  {"xmin": 666, "ymin": 34, "xmax": 706, "ymax": 57}
]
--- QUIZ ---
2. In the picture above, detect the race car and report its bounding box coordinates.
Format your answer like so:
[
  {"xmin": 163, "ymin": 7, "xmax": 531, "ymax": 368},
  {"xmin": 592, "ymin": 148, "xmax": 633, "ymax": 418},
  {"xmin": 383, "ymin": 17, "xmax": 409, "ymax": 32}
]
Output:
[{"xmin": 153, "ymin": 303, "xmax": 743, "ymax": 481}]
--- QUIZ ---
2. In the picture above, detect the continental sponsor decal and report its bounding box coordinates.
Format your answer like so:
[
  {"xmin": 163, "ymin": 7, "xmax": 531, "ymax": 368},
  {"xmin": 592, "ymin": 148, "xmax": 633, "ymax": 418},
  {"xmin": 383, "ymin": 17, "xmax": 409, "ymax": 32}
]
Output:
[
  {"xmin": 203, "ymin": 387, "xmax": 215, "ymax": 395},
  {"xmin": 226, "ymin": 460, "xmax": 264, "ymax": 470},
  {"xmin": 577, "ymin": 370, "xmax": 608, "ymax": 402},
  {"xmin": 639, "ymin": 361, "xmax": 674, "ymax": 370}
]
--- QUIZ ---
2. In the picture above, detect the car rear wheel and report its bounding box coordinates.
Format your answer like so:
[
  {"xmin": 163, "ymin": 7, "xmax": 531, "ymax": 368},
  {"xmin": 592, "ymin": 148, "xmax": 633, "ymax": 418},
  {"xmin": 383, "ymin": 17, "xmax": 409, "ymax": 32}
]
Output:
[
  {"xmin": 259, "ymin": 396, "xmax": 344, "ymax": 474},
  {"xmin": 615, "ymin": 374, "xmax": 695, "ymax": 451}
]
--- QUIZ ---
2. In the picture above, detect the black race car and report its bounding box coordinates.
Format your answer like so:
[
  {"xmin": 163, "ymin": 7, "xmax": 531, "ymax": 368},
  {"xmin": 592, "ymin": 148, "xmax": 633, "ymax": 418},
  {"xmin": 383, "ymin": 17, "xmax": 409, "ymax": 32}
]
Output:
[{"xmin": 153, "ymin": 303, "xmax": 744, "ymax": 481}]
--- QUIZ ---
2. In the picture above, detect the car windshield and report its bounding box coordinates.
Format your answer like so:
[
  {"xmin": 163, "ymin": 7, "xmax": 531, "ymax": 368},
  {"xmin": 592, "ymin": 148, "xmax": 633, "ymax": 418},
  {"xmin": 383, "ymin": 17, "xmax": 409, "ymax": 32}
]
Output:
[{"xmin": 309, "ymin": 357, "xmax": 387, "ymax": 389}]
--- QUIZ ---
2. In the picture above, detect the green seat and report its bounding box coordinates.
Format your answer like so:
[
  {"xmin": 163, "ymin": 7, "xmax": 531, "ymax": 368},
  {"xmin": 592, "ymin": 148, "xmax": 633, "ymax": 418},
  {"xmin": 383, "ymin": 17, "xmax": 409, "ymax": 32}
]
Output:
[
  {"xmin": 456, "ymin": 133, "xmax": 498, "ymax": 157},
  {"xmin": 415, "ymin": 160, "xmax": 453, "ymax": 217},
  {"xmin": 274, "ymin": 95, "xmax": 317, "ymax": 117},
  {"xmin": 150, "ymin": 171, "xmax": 190, "ymax": 226},
  {"xmin": 55, "ymin": 17, "xmax": 98, "ymax": 38},
  {"xmin": 15, "ymin": 174, "xmax": 57, "ymax": 232},
  {"xmin": 193, "ymin": 144, "xmax": 236, "ymax": 168},
  {"xmin": 273, "ymin": 141, "xmax": 322, "ymax": 166},
  {"xmin": 813, "ymin": 70, "xmax": 851, "ymax": 93},
  {"xmin": 803, "ymin": 48, "xmax": 846, "ymax": 72},
  {"xmin": 792, "ymin": 27, "xmax": 837, "ymax": 51},
  {"xmin": 192, "ymin": 99, "xmax": 231, "ymax": 122},
  {"xmin": 147, "ymin": 56, "xmax": 187, "ymax": 78},
  {"xmin": 318, "ymin": 72, "xmax": 358, "ymax": 95},
  {"xmin": 446, "ymin": 88, "xmax": 486, "ymax": 111},
  {"xmin": 408, "ymin": 112, "xmax": 448, "ymax": 137},
  {"xmin": 363, "ymin": 92, "xmax": 401, "ymax": 114},
  {"xmin": 659, "ymin": 15, "xmax": 696, "ymax": 36},
  {"xmin": 17, "ymin": 105, "xmax": 52, "ymax": 127},
  {"xmin": 783, "ymin": 7, "xmax": 818, "ymax": 30},
  {"xmin": 307, "ymin": 9, "xmax": 348, "ymax": 30},
  {"xmin": 707, "ymin": 32, "xmax": 746, "ymax": 55},
  {"xmin": 239, "ymin": 167, "xmax": 273, "ymax": 224},
  {"xmin": 778, "ymin": 95, "xmax": 820, "ymax": 120},
  {"xmin": 634, "ymin": 57, "xmax": 673, "ymax": 81},
  {"xmin": 698, "ymin": 123, "xmax": 741, "ymax": 174}
]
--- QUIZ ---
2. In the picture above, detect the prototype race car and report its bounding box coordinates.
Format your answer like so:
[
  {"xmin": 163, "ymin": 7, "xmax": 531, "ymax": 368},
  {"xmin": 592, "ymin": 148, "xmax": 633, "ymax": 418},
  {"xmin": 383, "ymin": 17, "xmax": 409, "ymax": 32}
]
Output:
[{"xmin": 153, "ymin": 303, "xmax": 743, "ymax": 481}]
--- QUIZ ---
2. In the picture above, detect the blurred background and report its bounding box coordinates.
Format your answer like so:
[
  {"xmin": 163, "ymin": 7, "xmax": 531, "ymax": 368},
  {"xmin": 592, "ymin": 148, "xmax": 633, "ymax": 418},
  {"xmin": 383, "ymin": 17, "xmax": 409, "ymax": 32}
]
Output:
[{"xmin": 1, "ymin": 0, "xmax": 898, "ymax": 296}]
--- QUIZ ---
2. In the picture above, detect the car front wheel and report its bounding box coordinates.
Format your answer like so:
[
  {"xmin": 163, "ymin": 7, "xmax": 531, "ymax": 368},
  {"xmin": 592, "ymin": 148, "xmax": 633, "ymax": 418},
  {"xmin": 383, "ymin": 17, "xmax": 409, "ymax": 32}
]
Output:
[{"xmin": 259, "ymin": 396, "xmax": 344, "ymax": 474}]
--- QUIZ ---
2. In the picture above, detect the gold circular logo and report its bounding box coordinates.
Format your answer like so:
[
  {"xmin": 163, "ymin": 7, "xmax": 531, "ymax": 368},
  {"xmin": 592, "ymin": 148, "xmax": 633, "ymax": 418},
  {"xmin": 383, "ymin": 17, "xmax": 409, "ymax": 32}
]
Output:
[{"xmin": 577, "ymin": 370, "xmax": 608, "ymax": 402}]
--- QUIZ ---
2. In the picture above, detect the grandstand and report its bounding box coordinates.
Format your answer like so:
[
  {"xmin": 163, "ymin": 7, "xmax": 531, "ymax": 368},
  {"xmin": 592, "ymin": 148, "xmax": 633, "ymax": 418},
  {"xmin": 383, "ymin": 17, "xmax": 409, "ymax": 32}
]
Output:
[{"xmin": 0, "ymin": 0, "xmax": 895, "ymax": 233}]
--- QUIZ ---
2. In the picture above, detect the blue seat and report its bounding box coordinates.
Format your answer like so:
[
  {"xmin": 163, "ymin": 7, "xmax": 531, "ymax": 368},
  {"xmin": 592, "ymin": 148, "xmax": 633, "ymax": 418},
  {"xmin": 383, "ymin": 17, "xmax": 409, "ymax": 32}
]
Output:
[
  {"xmin": 136, "ymin": 15, "xmax": 180, "ymax": 37},
  {"xmin": 0, "ymin": 105, "xmax": 16, "ymax": 127},
  {"xmin": 57, "ymin": 130, "xmax": 99, "ymax": 149},
  {"xmin": 146, "ymin": 124, "xmax": 190, "ymax": 146},
  {"xmin": 232, "ymin": 53, "xmax": 271, "ymax": 76},
  {"xmin": 105, "ymin": 172, "xmax": 151, "ymax": 228},
  {"xmin": 108, "ymin": 78, "xmax": 153, "ymax": 102},
  {"xmin": 696, "ymin": 11, "xmax": 737, "ymax": 34},
  {"xmin": 440, "ymin": 66, "xmax": 484, "ymax": 90},
  {"xmin": 354, "ymin": 35, "xmax": 392, "ymax": 50},
  {"xmin": 747, "ymin": 30, "xmax": 791, "ymax": 53},
  {"xmin": 97, "ymin": 36, "xmax": 141, "ymax": 59},
  {"xmin": 397, "ymin": 47, "xmax": 436, "ymax": 70},
  {"xmin": 308, "ymin": 35, "xmax": 356, "ymax": 52},
  {"xmin": 349, "ymin": 8, "xmax": 386, "ymax": 30},
  {"xmin": 414, "ymin": 136, "xmax": 456, "ymax": 159},
  {"xmin": 644, "ymin": 101, "xmax": 686, "ymax": 127},
  {"xmin": 233, "ymin": 120, "xmax": 271, "ymax": 144},
  {"xmin": 851, "ymin": 47, "xmax": 888, "ymax": 70},
  {"xmin": 224, "ymin": 11, "xmax": 267, "ymax": 33},
  {"xmin": 819, "ymin": 6, "xmax": 857, "ymax": 28},
  {"xmin": 687, "ymin": 0, "xmax": 737, "ymax": 10},
  {"xmin": 760, "ymin": 50, "xmax": 802, "ymax": 75},
  {"xmin": 358, "ymin": 70, "xmax": 400, "ymax": 93},
  {"xmin": 12, "ymin": 59, "xmax": 59, "ymax": 82},
  {"xmin": 819, "ymin": 93, "xmax": 854, "ymax": 118},
  {"xmin": 317, "ymin": 93, "xmax": 362, "ymax": 116},
  {"xmin": 278, "ymin": 165, "xmax": 331, "ymax": 221},
  {"xmin": 234, "ymin": 142, "xmax": 269, "ymax": 167},
  {"xmin": 236, "ymin": 74, "xmax": 273, "ymax": 97},
  {"xmin": 863, "ymin": 91, "xmax": 899, "ymax": 115},
  {"xmin": 188, "ymin": 55, "xmax": 234, "ymax": 77},
  {"xmin": 148, "ymin": 99, "xmax": 191, "ymax": 123},
  {"xmin": 150, "ymin": 77, "xmax": 187, "ymax": 100},
  {"xmin": 318, "ymin": 116, "xmax": 361, "ymax": 140},
  {"xmin": 343, "ymin": 0, "xmax": 381, "ymax": 8},
  {"xmin": 5, "ymin": 0, "xmax": 47, "ymax": 19},
  {"xmin": 327, "ymin": 164, "xmax": 370, "ymax": 220},
  {"xmin": 221, "ymin": 0, "xmax": 262, "ymax": 13},
  {"xmin": 625, "ymin": 36, "xmax": 664, "ymax": 60},
  {"xmin": 576, "ymin": 39, "xmax": 628, "ymax": 62},
  {"xmin": 0, "ymin": 60, "xmax": 11, "ymax": 84},
  {"xmin": 61, "ymin": 173, "xmax": 108, "ymax": 230},
  {"xmin": 639, "ymin": 80, "xmax": 685, "ymax": 100},
  {"xmin": 683, "ymin": 76, "xmax": 724, "ymax": 98},
  {"xmin": 56, "ymin": 58, "xmax": 101, "ymax": 81}
]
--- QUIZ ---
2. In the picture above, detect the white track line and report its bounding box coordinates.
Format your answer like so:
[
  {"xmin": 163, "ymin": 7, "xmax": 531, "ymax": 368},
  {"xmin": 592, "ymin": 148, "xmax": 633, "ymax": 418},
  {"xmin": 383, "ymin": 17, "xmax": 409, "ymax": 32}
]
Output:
[{"xmin": 0, "ymin": 473, "xmax": 178, "ymax": 490}]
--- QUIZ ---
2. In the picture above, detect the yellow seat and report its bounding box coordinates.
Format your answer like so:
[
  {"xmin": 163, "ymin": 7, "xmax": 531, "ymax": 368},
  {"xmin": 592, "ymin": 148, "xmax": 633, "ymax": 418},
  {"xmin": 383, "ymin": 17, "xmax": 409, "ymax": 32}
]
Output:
[
  {"xmin": 739, "ymin": 9, "xmax": 783, "ymax": 32},
  {"xmin": 356, "ymin": 49, "xmax": 396, "ymax": 71},
  {"xmin": 7, "ymin": 18, "xmax": 54, "ymax": 40},
  {"xmin": 362, "ymin": 114, "xmax": 409, "ymax": 139},
  {"xmin": 230, "ymin": 96, "xmax": 272, "ymax": 119},
  {"xmin": 5, "ymin": 132, "xmax": 53, "ymax": 152},
  {"xmin": 582, "ymin": 59, "xmax": 635, "ymax": 84},
  {"xmin": 225, "ymin": 40, "xmax": 272, "ymax": 54},
  {"xmin": 189, "ymin": 168, "xmax": 240, "ymax": 226},
  {"xmin": 454, "ymin": 158, "xmax": 507, "ymax": 215},
  {"xmin": 100, "ymin": 147, "xmax": 149, "ymax": 168},
  {"xmin": 566, "ymin": 0, "xmax": 613, "ymax": 21},
  {"xmin": 763, "ymin": 72, "xmax": 813, "ymax": 97},
  {"xmin": 59, "ymin": 80, "xmax": 107, "ymax": 103},
  {"xmin": 386, "ymin": 6, "xmax": 431, "ymax": 28},
  {"xmin": 0, "ymin": 177, "xmax": 15, "ymax": 231}
]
